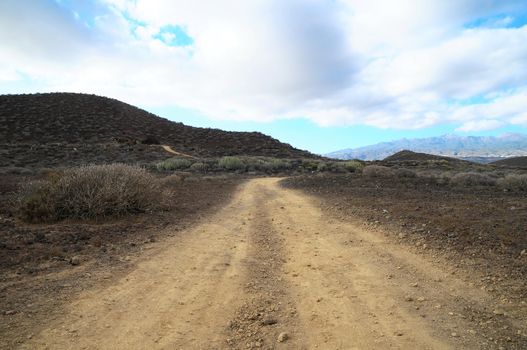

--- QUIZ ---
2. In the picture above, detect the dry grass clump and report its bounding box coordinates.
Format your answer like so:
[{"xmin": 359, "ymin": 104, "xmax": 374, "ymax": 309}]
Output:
[
  {"xmin": 497, "ymin": 174, "xmax": 527, "ymax": 191},
  {"xmin": 17, "ymin": 164, "xmax": 163, "ymax": 222},
  {"xmin": 362, "ymin": 165, "xmax": 394, "ymax": 178},
  {"xmin": 450, "ymin": 172, "xmax": 496, "ymax": 186}
]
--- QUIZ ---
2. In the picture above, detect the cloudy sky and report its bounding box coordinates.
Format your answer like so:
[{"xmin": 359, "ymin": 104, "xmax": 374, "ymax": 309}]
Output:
[{"xmin": 1, "ymin": 0, "xmax": 527, "ymax": 153}]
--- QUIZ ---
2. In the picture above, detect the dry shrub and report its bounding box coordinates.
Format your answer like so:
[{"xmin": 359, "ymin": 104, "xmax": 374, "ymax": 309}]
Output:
[
  {"xmin": 158, "ymin": 174, "xmax": 185, "ymax": 188},
  {"xmin": 450, "ymin": 172, "xmax": 496, "ymax": 186},
  {"xmin": 18, "ymin": 164, "xmax": 163, "ymax": 222},
  {"xmin": 362, "ymin": 165, "xmax": 394, "ymax": 178},
  {"xmin": 394, "ymin": 168, "xmax": 417, "ymax": 178},
  {"xmin": 497, "ymin": 174, "xmax": 527, "ymax": 191}
]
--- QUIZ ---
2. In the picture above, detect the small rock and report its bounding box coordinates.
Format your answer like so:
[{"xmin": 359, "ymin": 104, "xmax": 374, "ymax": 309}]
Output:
[
  {"xmin": 277, "ymin": 332, "xmax": 289, "ymax": 342},
  {"xmin": 262, "ymin": 318, "xmax": 278, "ymax": 326},
  {"xmin": 451, "ymin": 332, "xmax": 458, "ymax": 337},
  {"xmin": 417, "ymin": 297, "xmax": 426, "ymax": 302},
  {"xmin": 70, "ymin": 256, "xmax": 81, "ymax": 266},
  {"xmin": 5, "ymin": 310, "xmax": 17, "ymax": 315},
  {"xmin": 411, "ymin": 282, "xmax": 418, "ymax": 287}
]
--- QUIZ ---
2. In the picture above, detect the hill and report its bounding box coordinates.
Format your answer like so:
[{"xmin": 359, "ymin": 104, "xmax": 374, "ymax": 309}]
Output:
[
  {"xmin": 0, "ymin": 93, "xmax": 313, "ymax": 168},
  {"xmin": 491, "ymin": 156, "xmax": 527, "ymax": 168},
  {"xmin": 383, "ymin": 150, "xmax": 463, "ymax": 163},
  {"xmin": 326, "ymin": 134, "xmax": 527, "ymax": 161}
]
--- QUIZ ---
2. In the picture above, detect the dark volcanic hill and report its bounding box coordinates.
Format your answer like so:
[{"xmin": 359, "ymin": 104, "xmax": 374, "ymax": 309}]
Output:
[
  {"xmin": 383, "ymin": 150, "xmax": 463, "ymax": 163},
  {"xmin": 491, "ymin": 156, "xmax": 527, "ymax": 168},
  {"xmin": 0, "ymin": 93, "xmax": 313, "ymax": 168}
]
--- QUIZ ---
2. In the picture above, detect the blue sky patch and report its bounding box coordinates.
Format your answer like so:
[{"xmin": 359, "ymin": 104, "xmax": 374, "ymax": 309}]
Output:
[
  {"xmin": 154, "ymin": 25, "xmax": 194, "ymax": 47},
  {"xmin": 464, "ymin": 13, "xmax": 527, "ymax": 29}
]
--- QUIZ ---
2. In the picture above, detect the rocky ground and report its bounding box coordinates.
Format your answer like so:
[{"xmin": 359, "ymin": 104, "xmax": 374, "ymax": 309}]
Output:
[
  {"xmin": 0, "ymin": 174, "xmax": 242, "ymax": 348},
  {"xmin": 283, "ymin": 173, "xmax": 527, "ymax": 347},
  {"xmin": 2, "ymin": 177, "xmax": 525, "ymax": 349}
]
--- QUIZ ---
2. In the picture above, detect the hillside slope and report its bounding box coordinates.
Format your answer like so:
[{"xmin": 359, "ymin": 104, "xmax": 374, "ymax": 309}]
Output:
[
  {"xmin": 0, "ymin": 93, "xmax": 313, "ymax": 168},
  {"xmin": 327, "ymin": 134, "xmax": 527, "ymax": 161},
  {"xmin": 491, "ymin": 156, "xmax": 527, "ymax": 168},
  {"xmin": 383, "ymin": 150, "xmax": 466, "ymax": 163}
]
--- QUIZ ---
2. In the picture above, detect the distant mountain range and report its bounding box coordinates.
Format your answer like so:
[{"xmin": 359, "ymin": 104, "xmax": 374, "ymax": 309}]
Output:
[{"xmin": 326, "ymin": 134, "xmax": 527, "ymax": 163}]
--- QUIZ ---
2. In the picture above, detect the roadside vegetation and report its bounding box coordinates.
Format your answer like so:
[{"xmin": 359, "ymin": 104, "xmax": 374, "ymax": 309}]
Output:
[
  {"xmin": 154, "ymin": 156, "xmax": 365, "ymax": 174},
  {"xmin": 16, "ymin": 164, "xmax": 164, "ymax": 223},
  {"xmin": 11, "ymin": 154, "xmax": 527, "ymax": 224}
]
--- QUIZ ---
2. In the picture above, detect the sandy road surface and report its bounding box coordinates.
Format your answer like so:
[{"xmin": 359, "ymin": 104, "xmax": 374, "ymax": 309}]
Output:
[{"xmin": 22, "ymin": 178, "xmax": 526, "ymax": 349}]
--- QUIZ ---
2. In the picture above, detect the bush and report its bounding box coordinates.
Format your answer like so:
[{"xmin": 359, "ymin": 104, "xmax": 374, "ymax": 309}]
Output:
[
  {"xmin": 268, "ymin": 158, "xmax": 292, "ymax": 171},
  {"xmin": 158, "ymin": 174, "xmax": 185, "ymax": 187},
  {"xmin": 340, "ymin": 160, "xmax": 364, "ymax": 172},
  {"xmin": 497, "ymin": 174, "xmax": 527, "ymax": 191},
  {"xmin": 450, "ymin": 172, "xmax": 496, "ymax": 186},
  {"xmin": 140, "ymin": 136, "xmax": 160, "ymax": 145},
  {"xmin": 317, "ymin": 162, "xmax": 328, "ymax": 171},
  {"xmin": 17, "ymin": 164, "xmax": 162, "ymax": 222},
  {"xmin": 249, "ymin": 158, "xmax": 292, "ymax": 172},
  {"xmin": 219, "ymin": 156, "xmax": 245, "ymax": 170},
  {"xmin": 301, "ymin": 159, "xmax": 319, "ymax": 171},
  {"xmin": 156, "ymin": 158, "xmax": 192, "ymax": 171},
  {"xmin": 362, "ymin": 165, "xmax": 394, "ymax": 178},
  {"xmin": 394, "ymin": 168, "xmax": 417, "ymax": 178},
  {"xmin": 190, "ymin": 162, "xmax": 208, "ymax": 172}
]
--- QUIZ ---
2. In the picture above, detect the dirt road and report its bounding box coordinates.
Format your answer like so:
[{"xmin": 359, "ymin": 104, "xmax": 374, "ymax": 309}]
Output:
[{"xmin": 22, "ymin": 178, "xmax": 526, "ymax": 349}]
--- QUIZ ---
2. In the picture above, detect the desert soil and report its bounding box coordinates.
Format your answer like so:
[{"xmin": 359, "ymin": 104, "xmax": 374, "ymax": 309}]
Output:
[{"xmin": 13, "ymin": 178, "xmax": 527, "ymax": 349}]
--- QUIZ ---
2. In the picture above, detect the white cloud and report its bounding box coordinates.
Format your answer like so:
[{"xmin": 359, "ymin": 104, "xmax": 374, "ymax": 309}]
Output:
[
  {"xmin": 1, "ymin": 0, "xmax": 527, "ymax": 132},
  {"xmin": 456, "ymin": 120, "xmax": 503, "ymax": 132}
]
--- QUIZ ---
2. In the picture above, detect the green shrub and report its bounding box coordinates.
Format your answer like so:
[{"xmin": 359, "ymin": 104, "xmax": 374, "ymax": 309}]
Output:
[
  {"xmin": 156, "ymin": 158, "xmax": 192, "ymax": 171},
  {"xmin": 451, "ymin": 172, "xmax": 496, "ymax": 186},
  {"xmin": 362, "ymin": 165, "xmax": 394, "ymax": 178},
  {"xmin": 340, "ymin": 160, "xmax": 364, "ymax": 172},
  {"xmin": 269, "ymin": 158, "xmax": 292, "ymax": 171},
  {"xmin": 17, "ymin": 164, "xmax": 162, "ymax": 222},
  {"xmin": 317, "ymin": 162, "xmax": 328, "ymax": 171},
  {"xmin": 250, "ymin": 158, "xmax": 292, "ymax": 172},
  {"xmin": 497, "ymin": 174, "xmax": 527, "ymax": 191},
  {"xmin": 301, "ymin": 159, "xmax": 319, "ymax": 171},
  {"xmin": 189, "ymin": 162, "xmax": 208, "ymax": 172},
  {"xmin": 219, "ymin": 156, "xmax": 245, "ymax": 170}
]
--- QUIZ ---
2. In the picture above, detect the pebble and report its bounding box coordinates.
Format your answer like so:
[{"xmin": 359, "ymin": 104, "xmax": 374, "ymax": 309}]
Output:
[
  {"xmin": 262, "ymin": 318, "xmax": 278, "ymax": 326},
  {"xmin": 492, "ymin": 309, "xmax": 505, "ymax": 316},
  {"xmin": 70, "ymin": 256, "xmax": 81, "ymax": 266},
  {"xmin": 277, "ymin": 332, "xmax": 289, "ymax": 342}
]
